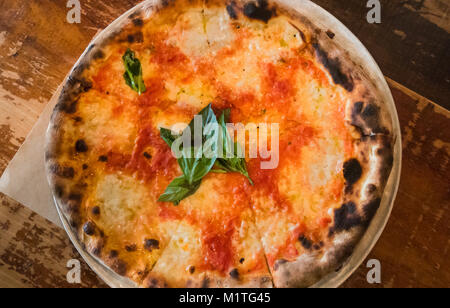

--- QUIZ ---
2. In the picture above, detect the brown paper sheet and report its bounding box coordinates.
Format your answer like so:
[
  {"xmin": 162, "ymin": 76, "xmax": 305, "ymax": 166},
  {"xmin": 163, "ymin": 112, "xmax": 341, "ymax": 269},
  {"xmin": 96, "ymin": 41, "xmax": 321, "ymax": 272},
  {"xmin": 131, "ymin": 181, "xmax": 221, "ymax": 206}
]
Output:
[{"xmin": 0, "ymin": 85, "xmax": 63, "ymax": 227}]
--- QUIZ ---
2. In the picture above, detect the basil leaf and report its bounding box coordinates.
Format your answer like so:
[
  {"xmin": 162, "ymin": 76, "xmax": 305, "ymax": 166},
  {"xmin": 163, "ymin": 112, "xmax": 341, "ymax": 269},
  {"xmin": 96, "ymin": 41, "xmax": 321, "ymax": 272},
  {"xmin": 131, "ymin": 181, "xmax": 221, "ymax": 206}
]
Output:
[
  {"xmin": 178, "ymin": 104, "xmax": 219, "ymax": 184},
  {"xmin": 160, "ymin": 127, "xmax": 179, "ymax": 148},
  {"xmin": 177, "ymin": 147, "xmax": 216, "ymax": 185},
  {"xmin": 123, "ymin": 49, "xmax": 146, "ymax": 95},
  {"xmin": 158, "ymin": 104, "xmax": 220, "ymax": 205},
  {"xmin": 158, "ymin": 176, "xmax": 202, "ymax": 205},
  {"xmin": 214, "ymin": 109, "xmax": 254, "ymax": 185}
]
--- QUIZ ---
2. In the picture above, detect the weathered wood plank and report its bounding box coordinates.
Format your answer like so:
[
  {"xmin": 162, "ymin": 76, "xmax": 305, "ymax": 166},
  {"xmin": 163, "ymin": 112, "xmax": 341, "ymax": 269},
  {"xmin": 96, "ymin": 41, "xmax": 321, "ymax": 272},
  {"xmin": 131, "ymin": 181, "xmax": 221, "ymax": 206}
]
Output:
[
  {"xmin": 312, "ymin": 0, "xmax": 450, "ymax": 110},
  {"xmin": 0, "ymin": 192, "xmax": 108, "ymax": 288}
]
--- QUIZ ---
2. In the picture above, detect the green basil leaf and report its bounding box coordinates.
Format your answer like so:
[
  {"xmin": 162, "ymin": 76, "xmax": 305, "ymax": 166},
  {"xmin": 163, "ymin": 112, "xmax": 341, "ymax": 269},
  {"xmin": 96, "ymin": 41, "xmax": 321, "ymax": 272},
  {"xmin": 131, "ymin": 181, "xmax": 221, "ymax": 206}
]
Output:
[
  {"xmin": 157, "ymin": 176, "xmax": 202, "ymax": 206},
  {"xmin": 160, "ymin": 127, "xmax": 179, "ymax": 148},
  {"xmin": 123, "ymin": 49, "xmax": 146, "ymax": 95},
  {"xmin": 185, "ymin": 103, "xmax": 218, "ymax": 141},
  {"xmin": 158, "ymin": 104, "xmax": 220, "ymax": 204},
  {"xmin": 178, "ymin": 104, "xmax": 219, "ymax": 184},
  {"xmin": 215, "ymin": 109, "xmax": 253, "ymax": 185}
]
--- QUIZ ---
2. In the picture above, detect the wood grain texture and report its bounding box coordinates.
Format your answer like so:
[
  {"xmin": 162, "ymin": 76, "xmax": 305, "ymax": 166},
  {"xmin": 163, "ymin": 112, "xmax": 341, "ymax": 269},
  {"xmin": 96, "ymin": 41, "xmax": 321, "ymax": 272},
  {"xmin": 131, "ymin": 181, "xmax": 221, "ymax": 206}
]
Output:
[
  {"xmin": 0, "ymin": 0, "xmax": 448, "ymax": 288},
  {"xmin": 312, "ymin": 0, "xmax": 450, "ymax": 110},
  {"xmin": 0, "ymin": 193, "xmax": 107, "ymax": 288}
]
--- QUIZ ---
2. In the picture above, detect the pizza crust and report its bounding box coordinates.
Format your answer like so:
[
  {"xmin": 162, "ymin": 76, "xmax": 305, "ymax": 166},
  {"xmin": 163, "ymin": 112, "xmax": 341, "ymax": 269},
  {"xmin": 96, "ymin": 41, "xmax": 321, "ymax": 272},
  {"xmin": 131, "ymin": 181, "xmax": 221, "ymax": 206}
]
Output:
[{"xmin": 271, "ymin": 135, "xmax": 393, "ymax": 288}]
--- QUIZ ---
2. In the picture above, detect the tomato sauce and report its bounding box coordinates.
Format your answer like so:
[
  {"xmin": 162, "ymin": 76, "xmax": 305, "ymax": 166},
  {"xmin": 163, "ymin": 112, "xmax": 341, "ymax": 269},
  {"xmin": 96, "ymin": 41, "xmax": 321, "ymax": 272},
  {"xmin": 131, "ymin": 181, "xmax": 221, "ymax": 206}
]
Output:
[{"xmin": 202, "ymin": 225, "xmax": 235, "ymax": 274}]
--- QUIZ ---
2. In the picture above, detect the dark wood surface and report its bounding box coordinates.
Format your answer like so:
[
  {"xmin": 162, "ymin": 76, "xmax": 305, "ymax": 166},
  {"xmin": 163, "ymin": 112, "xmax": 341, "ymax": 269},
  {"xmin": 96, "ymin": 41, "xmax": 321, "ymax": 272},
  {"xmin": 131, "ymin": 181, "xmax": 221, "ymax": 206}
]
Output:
[
  {"xmin": 313, "ymin": 0, "xmax": 450, "ymax": 110},
  {"xmin": 0, "ymin": 0, "xmax": 448, "ymax": 288}
]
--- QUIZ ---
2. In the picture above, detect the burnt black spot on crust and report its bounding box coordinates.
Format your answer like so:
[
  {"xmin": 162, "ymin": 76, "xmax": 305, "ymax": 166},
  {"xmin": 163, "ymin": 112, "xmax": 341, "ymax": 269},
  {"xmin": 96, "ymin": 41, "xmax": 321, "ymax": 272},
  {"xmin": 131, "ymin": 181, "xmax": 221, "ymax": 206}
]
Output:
[
  {"xmin": 54, "ymin": 185, "xmax": 64, "ymax": 198},
  {"xmin": 49, "ymin": 164, "xmax": 75, "ymax": 179},
  {"xmin": 92, "ymin": 206, "xmax": 100, "ymax": 216},
  {"xmin": 132, "ymin": 18, "xmax": 144, "ymax": 27},
  {"xmin": 161, "ymin": 0, "xmax": 172, "ymax": 8},
  {"xmin": 313, "ymin": 43, "xmax": 354, "ymax": 92},
  {"xmin": 83, "ymin": 221, "xmax": 96, "ymax": 236},
  {"xmin": 343, "ymin": 159, "xmax": 363, "ymax": 186},
  {"xmin": 143, "ymin": 152, "xmax": 152, "ymax": 159},
  {"xmin": 201, "ymin": 277, "xmax": 210, "ymax": 288},
  {"xmin": 363, "ymin": 197, "xmax": 381, "ymax": 223},
  {"xmin": 56, "ymin": 97, "xmax": 78, "ymax": 114},
  {"xmin": 127, "ymin": 32, "xmax": 144, "ymax": 44},
  {"xmin": 75, "ymin": 139, "xmax": 88, "ymax": 153},
  {"xmin": 109, "ymin": 250, "xmax": 119, "ymax": 258},
  {"xmin": 230, "ymin": 268, "xmax": 240, "ymax": 280},
  {"xmin": 93, "ymin": 50, "xmax": 105, "ymax": 60},
  {"xmin": 147, "ymin": 278, "xmax": 168, "ymax": 288},
  {"xmin": 353, "ymin": 101, "xmax": 364, "ymax": 114},
  {"xmin": 239, "ymin": 258, "xmax": 245, "ymax": 264},
  {"xmin": 226, "ymin": 2, "xmax": 238, "ymax": 19},
  {"xmin": 366, "ymin": 184, "xmax": 377, "ymax": 194},
  {"xmin": 69, "ymin": 77, "xmax": 92, "ymax": 93},
  {"xmin": 56, "ymin": 77, "xmax": 92, "ymax": 114},
  {"xmin": 65, "ymin": 194, "xmax": 82, "ymax": 215},
  {"xmin": 125, "ymin": 244, "xmax": 137, "ymax": 252},
  {"xmin": 144, "ymin": 239, "xmax": 160, "ymax": 252},
  {"xmin": 189, "ymin": 266, "xmax": 196, "ymax": 274},
  {"xmin": 147, "ymin": 278, "xmax": 159, "ymax": 288},
  {"xmin": 128, "ymin": 11, "xmax": 140, "ymax": 19},
  {"xmin": 92, "ymin": 245, "xmax": 102, "ymax": 257},
  {"xmin": 326, "ymin": 30, "xmax": 335, "ymax": 39},
  {"xmin": 69, "ymin": 218, "xmax": 79, "ymax": 229},
  {"xmin": 68, "ymin": 193, "xmax": 82, "ymax": 202},
  {"xmin": 243, "ymin": 0, "xmax": 275, "ymax": 23},
  {"xmin": 298, "ymin": 235, "xmax": 313, "ymax": 250},
  {"xmin": 98, "ymin": 155, "xmax": 108, "ymax": 162},
  {"xmin": 329, "ymin": 202, "xmax": 362, "ymax": 235},
  {"xmin": 351, "ymin": 102, "xmax": 388, "ymax": 135},
  {"xmin": 112, "ymin": 259, "xmax": 128, "ymax": 276}
]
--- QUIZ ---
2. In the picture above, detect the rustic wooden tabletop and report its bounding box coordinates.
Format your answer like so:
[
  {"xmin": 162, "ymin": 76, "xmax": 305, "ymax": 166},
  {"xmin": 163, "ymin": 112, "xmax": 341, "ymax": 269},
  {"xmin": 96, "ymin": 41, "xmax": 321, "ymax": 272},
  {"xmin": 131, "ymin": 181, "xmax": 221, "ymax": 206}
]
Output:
[{"xmin": 0, "ymin": 0, "xmax": 448, "ymax": 288}]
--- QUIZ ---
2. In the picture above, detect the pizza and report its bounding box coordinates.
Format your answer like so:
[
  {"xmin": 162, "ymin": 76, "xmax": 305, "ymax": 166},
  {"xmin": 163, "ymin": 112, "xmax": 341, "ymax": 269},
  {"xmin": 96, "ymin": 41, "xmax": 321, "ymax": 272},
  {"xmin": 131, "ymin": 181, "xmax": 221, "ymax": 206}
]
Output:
[{"xmin": 45, "ymin": 0, "xmax": 395, "ymax": 288}]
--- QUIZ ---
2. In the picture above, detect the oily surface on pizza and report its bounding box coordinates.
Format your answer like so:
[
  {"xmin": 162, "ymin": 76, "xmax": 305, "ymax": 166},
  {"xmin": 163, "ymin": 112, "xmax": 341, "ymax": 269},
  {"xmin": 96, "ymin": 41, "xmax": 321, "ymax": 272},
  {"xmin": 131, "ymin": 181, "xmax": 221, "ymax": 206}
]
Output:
[{"xmin": 45, "ymin": 0, "xmax": 394, "ymax": 288}]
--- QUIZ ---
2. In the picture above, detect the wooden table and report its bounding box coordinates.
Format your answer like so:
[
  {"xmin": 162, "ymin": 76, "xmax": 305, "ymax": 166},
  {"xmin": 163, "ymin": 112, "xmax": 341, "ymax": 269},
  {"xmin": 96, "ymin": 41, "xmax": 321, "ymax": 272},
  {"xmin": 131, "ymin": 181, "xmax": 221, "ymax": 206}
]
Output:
[{"xmin": 0, "ymin": 0, "xmax": 448, "ymax": 288}]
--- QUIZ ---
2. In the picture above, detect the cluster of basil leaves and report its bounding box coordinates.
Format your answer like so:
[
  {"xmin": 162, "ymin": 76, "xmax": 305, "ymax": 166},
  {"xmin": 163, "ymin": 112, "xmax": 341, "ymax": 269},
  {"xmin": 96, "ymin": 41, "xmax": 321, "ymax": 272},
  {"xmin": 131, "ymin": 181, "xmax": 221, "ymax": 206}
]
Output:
[
  {"xmin": 121, "ymin": 50, "xmax": 252, "ymax": 205},
  {"xmin": 158, "ymin": 104, "xmax": 253, "ymax": 205}
]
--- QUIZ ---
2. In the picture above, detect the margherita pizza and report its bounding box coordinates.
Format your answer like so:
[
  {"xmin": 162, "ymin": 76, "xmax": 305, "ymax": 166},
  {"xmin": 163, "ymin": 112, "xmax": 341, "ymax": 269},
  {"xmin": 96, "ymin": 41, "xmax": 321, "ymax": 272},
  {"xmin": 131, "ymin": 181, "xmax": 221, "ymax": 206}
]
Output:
[{"xmin": 45, "ymin": 0, "xmax": 394, "ymax": 288}]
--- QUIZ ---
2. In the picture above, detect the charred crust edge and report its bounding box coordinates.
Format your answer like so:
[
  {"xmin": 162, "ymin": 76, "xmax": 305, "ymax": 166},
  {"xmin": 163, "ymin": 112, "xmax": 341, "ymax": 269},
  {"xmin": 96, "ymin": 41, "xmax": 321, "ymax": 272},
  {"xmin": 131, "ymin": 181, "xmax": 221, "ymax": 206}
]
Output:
[
  {"xmin": 343, "ymin": 158, "xmax": 363, "ymax": 186},
  {"xmin": 351, "ymin": 101, "xmax": 390, "ymax": 135},
  {"xmin": 226, "ymin": 1, "xmax": 238, "ymax": 19},
  {"xmin": 312, "ymin": 42, "xmax": 354, "ymax": 92},
  {"xmin": 243, "ymin": 0, "xmax": 276, "ymax": 23},
  {"xmin": 329, "ymin": 202, "xmax": 362, "ymax": 235}
]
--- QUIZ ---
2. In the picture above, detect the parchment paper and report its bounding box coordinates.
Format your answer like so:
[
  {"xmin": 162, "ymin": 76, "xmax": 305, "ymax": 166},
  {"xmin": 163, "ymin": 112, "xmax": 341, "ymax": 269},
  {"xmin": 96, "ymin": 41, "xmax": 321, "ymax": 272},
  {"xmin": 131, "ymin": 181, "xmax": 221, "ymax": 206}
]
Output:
[{"xmin": 0, "ymin": 85, "xmax": 63, "ymax": 227}]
